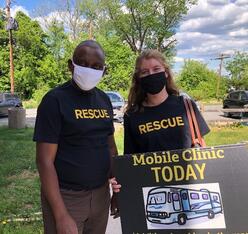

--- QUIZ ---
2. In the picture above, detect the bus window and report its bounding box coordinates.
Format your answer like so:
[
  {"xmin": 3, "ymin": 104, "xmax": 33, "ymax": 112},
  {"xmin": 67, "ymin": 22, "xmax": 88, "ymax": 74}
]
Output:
[
  {"xmin": 190, "ymin": 193, "xmax": 199, "ymax": 200},
  {"xmin": 202, "ymin": 194, "xmax": 209, "ymax": 200},
  {"xmin": 213, "ymin": 195, "xmax": 218, "ymax": 201},
  {"xmin": 148, "ymin": 193, "xmax": 166, "ymax": 205},
  {"xmin": 173, "ymin": 193, "xmax": 179, "ymax": 201}
]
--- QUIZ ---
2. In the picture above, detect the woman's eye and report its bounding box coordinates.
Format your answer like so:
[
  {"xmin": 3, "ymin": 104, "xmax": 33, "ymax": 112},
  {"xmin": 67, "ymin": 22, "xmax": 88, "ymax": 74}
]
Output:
[
  {"xmin": 140, "ymin": 71, "xmax": 149, "ymax": 76},
  {"xmin": 154, "ymin": 67, "xmax": 163, "ymax": 72}
]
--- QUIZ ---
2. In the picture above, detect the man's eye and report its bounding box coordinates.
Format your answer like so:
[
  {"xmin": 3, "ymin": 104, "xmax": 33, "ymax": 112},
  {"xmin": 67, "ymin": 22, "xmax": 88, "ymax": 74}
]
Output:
[{"xmin": 93, "ymin": 65, "xmax": 104, "ymax": 70}]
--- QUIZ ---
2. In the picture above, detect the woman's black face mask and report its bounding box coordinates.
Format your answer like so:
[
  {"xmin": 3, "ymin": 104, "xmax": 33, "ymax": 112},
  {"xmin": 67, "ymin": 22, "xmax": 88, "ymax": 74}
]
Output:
[{"xmin": 139, "ymin": 72, "xmax": 166, "ymax": 95}]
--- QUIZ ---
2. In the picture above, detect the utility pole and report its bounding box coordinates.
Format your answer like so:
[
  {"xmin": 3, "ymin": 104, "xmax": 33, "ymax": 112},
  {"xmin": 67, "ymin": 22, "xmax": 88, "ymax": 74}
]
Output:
[
  {"xmin": 211, "ymin": 53, "xmax": 230, "ymax": 98},
  {"xmin": 6, "ymin": 0, "xmax": 15, "ymax": 94},
  {"xmin": 89, "ymin": 20, "xmax": 93, "ymax": 39}
]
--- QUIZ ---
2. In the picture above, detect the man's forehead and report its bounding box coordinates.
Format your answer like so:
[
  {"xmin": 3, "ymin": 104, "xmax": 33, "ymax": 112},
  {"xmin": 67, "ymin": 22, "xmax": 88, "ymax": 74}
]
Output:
[{"xmin": 73, "ymin": 45, "xmax": 105, "ymax": 62}]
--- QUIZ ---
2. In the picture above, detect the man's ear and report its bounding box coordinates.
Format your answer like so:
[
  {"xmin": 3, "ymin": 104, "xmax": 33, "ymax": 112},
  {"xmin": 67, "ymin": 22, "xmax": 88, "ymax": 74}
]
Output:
[
  {"xmin": 103, "ymin": 65, "xmax": 108, "ymax": 76},
  {"xmin": 68, "ymin": 59, "xmax": 74, "ymax": 73}
]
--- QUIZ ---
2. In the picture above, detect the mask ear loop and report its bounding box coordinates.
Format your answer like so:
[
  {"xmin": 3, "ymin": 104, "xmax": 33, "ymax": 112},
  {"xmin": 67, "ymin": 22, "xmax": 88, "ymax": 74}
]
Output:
[{"xmin": 71, "ymin": 59, "xmax": 77, "ymax": 67}]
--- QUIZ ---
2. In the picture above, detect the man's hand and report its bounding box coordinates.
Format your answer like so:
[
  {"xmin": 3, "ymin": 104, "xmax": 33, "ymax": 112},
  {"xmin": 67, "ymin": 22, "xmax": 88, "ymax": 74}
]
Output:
[{"xmin": 56, "ymin": 213, "xmax": 78, "ymax": 234}]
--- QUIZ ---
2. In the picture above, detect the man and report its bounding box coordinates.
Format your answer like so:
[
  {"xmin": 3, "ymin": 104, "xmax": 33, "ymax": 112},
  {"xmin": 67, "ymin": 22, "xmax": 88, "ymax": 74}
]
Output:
[{"xmin": 34, "ymin": 40, "xmax": 118, "ymax": 234}]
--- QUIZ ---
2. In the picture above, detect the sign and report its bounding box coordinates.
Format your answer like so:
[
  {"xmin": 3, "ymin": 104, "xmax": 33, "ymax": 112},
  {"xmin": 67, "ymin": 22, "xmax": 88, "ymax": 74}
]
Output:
[{"xmin": 114, "ymin": 144, "xmax": 248, "ymax": 234}]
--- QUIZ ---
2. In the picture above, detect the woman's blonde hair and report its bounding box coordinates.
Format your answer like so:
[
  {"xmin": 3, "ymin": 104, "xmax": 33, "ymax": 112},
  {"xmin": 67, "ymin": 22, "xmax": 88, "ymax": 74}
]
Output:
[{"xmin": 126, "ymin": 49, "xmax": 179, "ymax": 113}]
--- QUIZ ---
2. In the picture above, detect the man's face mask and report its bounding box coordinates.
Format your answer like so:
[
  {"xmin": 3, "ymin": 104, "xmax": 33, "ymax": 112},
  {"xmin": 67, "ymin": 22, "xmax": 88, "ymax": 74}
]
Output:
[
  {"xmin": 139, "ymin": 71, "xmax": 166, "ymax": 95},
  {"xmin": 72, "ymin": 60, "xmax": 104, "ymax": 91}
]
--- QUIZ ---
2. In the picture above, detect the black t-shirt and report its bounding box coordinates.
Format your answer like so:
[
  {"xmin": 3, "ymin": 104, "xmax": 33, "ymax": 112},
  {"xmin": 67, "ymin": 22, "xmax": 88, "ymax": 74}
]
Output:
[
  {"xmin": 124, "ymin": 95, "xmax": 210, "ymax": 154},
  {"xmin": 33, "ymin": 81, "xmax": 114, "ymax": 190}
]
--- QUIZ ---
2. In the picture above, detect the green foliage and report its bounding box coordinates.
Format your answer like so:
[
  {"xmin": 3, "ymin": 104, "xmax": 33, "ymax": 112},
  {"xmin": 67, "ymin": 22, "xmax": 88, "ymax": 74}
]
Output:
[
  {"xmin": 225, "ymin": 51, "xmax": 248, "ymax": 90},
  {"xmin": 101, "ymin": 0, "xmax": 197, "ymax": 54},
  {"xmin": 32, "ymin": 85, "xmax": 50, "ymax": 106},
  {"xmin": 0, "ymin": 11, "xmax": 74, "ymax": 99},
  {"xmin": 97, "ymin": 34, "xmax": 136, "ymax": 92},
  {"xmin": 177, "ymin": 60, "xmax": 227, "ymax": 100},
  {"xmin": 0, "ymin": 11, "xmax": 49, "ymax": 98}
]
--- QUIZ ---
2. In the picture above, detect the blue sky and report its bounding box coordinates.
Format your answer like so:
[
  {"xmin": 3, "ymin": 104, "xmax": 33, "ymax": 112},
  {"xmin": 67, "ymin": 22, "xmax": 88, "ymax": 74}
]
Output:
[{"xmin": 1, "ymin": 0, "xmax": 248, "ymax": 74}]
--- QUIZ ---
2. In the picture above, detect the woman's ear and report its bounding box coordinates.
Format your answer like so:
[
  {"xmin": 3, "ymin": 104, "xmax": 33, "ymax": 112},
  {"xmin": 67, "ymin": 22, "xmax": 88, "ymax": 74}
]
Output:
[{"xmin": 68, "ymin": 59, "xmax": 74, "ymax": 73}]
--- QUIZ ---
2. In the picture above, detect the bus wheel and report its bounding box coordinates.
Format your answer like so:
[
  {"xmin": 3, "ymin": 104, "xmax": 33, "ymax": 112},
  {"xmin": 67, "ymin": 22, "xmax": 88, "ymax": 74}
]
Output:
[
  {"xmin": 208, "ymin": 210, "xmax": 215, "ymax": 219},
  {"xmin": 178, "ymin": 214, "xmax": 187, "ymax": 225}
]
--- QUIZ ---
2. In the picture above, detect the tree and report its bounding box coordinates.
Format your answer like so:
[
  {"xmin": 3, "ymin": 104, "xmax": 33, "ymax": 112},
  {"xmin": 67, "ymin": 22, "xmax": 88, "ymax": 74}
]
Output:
[
  {"xmin": 57, "ymin": 0, "xmax": 85, "ymax": 41},
  {"xmin": 0, "ymin": 9, "xmax": 10, "ymax": 91},
  {"xmin": 101, "ymin": 0, "xmax": 197, "ymax": 54},
  {"xmin": 79, "ymin": 0, "xmax": 102, "ymax": 39},
  {"xmin": 12, "ymin": 11, "xmax": 49, "ymax": 98},
  {"xmin": 97, "ymin": 34, "xmax": 136, "ymax": 93},
  {"xmin": 177, "ymin": 60, "xmax": 227, "ymax": 100},
  {"xmin": 225, "ymin": 51, "xmax": 248, "ymax": 90}
]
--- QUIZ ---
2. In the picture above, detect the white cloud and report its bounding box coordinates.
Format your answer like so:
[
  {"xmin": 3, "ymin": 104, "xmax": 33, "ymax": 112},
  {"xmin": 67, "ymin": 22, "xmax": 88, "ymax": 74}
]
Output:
[
  {"xmin": 11, "ymin": 5, "xmax": 30, "ymax": 17},
  {"xmin": 34, "ymin": 11, "xmax": 64, "ymax": 30},
  {"xmin": 235, "ymin": 0, "xmax": 248, "ymax": 6},
  {"xmin": 34, "ymin": 10, "xmax": 85, "ymax": 32},
  {"xmin": 229, "ymin": 28, "xmax": 248, "ymax": 37},
  {"xmin": 175, "ymin": 0, "xmax": 248, "ymax": 70},
  {"xmin": 174, "ymin": 57, "xmax": 185, "ymax": 62},
  {"xmin": 233, "ymin": 12, "xmax": 248, "ymax": 26}
]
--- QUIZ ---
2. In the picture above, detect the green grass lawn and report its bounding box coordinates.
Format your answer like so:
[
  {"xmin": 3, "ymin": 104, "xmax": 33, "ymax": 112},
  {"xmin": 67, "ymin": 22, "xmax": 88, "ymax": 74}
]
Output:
[{"xmin": 0, "ymin": 125, "xmax": 248, "ymax": 233}]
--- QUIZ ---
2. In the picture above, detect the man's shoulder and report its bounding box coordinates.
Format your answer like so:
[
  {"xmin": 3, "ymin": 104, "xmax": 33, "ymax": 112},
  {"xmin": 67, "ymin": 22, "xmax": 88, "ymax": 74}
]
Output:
[
  {"xmin": 94, "ymin": 88, "xmax": 110, "ymax": 101},
  {"xmin": 43, "ymin": 81, "xmax": 71, "ymax": 98}
]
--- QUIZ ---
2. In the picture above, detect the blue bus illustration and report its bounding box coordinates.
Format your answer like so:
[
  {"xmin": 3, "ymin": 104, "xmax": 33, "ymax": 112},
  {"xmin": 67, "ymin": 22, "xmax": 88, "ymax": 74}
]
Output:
[{"xmin": 146, "ymin": 186, "xmax": 223, "ymax": 225}]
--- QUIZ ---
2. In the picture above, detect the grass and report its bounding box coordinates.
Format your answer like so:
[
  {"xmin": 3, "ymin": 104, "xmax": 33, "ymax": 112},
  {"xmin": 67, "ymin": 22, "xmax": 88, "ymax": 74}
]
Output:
[
  {"xmin": 0, "ymin": 124, "xmax": 248, "ymax": 233},
  {"xmin": 0, "ymin": 127, "xmax": 41, "ymax": 233}
]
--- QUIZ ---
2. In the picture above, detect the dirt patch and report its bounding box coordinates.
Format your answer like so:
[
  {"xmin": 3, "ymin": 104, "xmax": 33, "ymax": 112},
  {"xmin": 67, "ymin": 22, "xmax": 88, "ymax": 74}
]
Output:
[{"xmin": 8, "ymin": 170, "xmax": 38, "ymax": 180}]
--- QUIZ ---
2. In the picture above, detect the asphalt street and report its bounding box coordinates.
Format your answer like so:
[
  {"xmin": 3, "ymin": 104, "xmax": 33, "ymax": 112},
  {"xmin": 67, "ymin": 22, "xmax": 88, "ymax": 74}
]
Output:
[{"xmin": 0, "ymin": 105, "xmax": 243, "ymax": 127}]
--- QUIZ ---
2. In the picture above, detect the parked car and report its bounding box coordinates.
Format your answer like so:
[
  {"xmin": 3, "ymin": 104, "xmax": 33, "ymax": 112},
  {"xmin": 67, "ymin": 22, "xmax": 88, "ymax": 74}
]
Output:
[
  {"xmin": 223, "ymin": 90, "xmax": 248, "ymax": 118},
  {"xmin": 0, "ymin": 92, "xmax": 22, "ymax": 117},
  {"xmin": 105, "ymin": 91, "xmax": 125, "ymax": 122}
]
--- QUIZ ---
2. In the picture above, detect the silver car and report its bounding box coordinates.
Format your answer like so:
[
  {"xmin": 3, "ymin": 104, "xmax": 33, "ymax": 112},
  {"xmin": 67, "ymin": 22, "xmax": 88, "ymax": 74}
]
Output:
[
  {"xmin": 0, "ymin": 93, "xmax": 22, "ymax": 116},
  {"xmin": 105, "ymin": 91, "xmax": 125, "ymax": 122}
]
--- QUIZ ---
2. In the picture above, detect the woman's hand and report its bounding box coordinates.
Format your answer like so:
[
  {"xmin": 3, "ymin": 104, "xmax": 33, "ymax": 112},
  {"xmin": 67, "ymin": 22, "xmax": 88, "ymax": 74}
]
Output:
[
  {"xmin": 109, "ymin": 177, "xmax": 121, "ymax": 218},
  {"xmin": 109, "ymin": 177, "xmax": 121, "ymax": 193}
]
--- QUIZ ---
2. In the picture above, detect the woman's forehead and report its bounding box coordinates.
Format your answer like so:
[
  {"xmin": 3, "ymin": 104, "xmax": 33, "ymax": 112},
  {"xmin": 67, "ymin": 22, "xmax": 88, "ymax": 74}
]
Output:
[{"xmin": 139, "ymin": 58, "xmax": 164, "ymax": 69}]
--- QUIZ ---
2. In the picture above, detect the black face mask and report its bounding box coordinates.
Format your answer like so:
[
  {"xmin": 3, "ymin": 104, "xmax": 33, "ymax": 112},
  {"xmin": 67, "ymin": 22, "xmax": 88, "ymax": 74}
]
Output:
[{"xmin": 139, "ymin": 72, "xmax": 166, "ymax": 95}]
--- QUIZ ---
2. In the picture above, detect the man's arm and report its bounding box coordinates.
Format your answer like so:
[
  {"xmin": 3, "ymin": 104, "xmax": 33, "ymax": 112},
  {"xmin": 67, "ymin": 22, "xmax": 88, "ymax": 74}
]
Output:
[
  {"xmin": 108, "ymin": 134, "xmax": 118, "ymax": 157},
  {"xmin": 108, "ymin": 135, "xmax": 118, "ymax": 177},
  {"xmin": 36, "ymin": 142, "xmax": 78, "ymax": 234},
  {"xmin": 108, "ymin": 135, "xmax": 121, "ymax": 218}
]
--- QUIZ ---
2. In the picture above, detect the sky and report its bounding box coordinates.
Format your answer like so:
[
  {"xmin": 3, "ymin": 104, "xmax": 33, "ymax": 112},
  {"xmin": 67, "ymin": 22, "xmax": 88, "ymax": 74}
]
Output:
[{"xmin": 1, "ymin": 0, "xmax": 248, "ymax": 74}]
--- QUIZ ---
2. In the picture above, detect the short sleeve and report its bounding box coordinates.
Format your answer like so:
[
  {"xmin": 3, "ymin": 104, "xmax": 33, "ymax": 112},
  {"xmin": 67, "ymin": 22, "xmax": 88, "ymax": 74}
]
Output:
[
  {"xmin": 191, "ymin": 100, "xmax": 210, "ymax": 136},
  {"xmin": 33, "ymin": 93, "xmax": 62, "ymax": 143},
  {"xmin": 124, "ymin": 113, "xmax": 139, "ymax": 154}
]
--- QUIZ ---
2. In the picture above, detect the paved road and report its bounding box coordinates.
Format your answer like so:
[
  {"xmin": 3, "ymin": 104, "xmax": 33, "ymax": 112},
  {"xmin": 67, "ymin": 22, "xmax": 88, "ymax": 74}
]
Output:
[{"xmin": 0, "ymin": 105, "xmax": 245, "ymax": 127}]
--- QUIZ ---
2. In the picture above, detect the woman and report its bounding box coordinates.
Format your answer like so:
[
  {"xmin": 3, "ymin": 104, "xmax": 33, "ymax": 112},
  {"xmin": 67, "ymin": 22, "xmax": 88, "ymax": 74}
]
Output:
[
  {"xmin": 124, "ymin": 49, "xmax": 209, "ymax": 154},
  {"xmin": 111, "ymin": 49, "xmax": 210, "ymax": 196}
]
